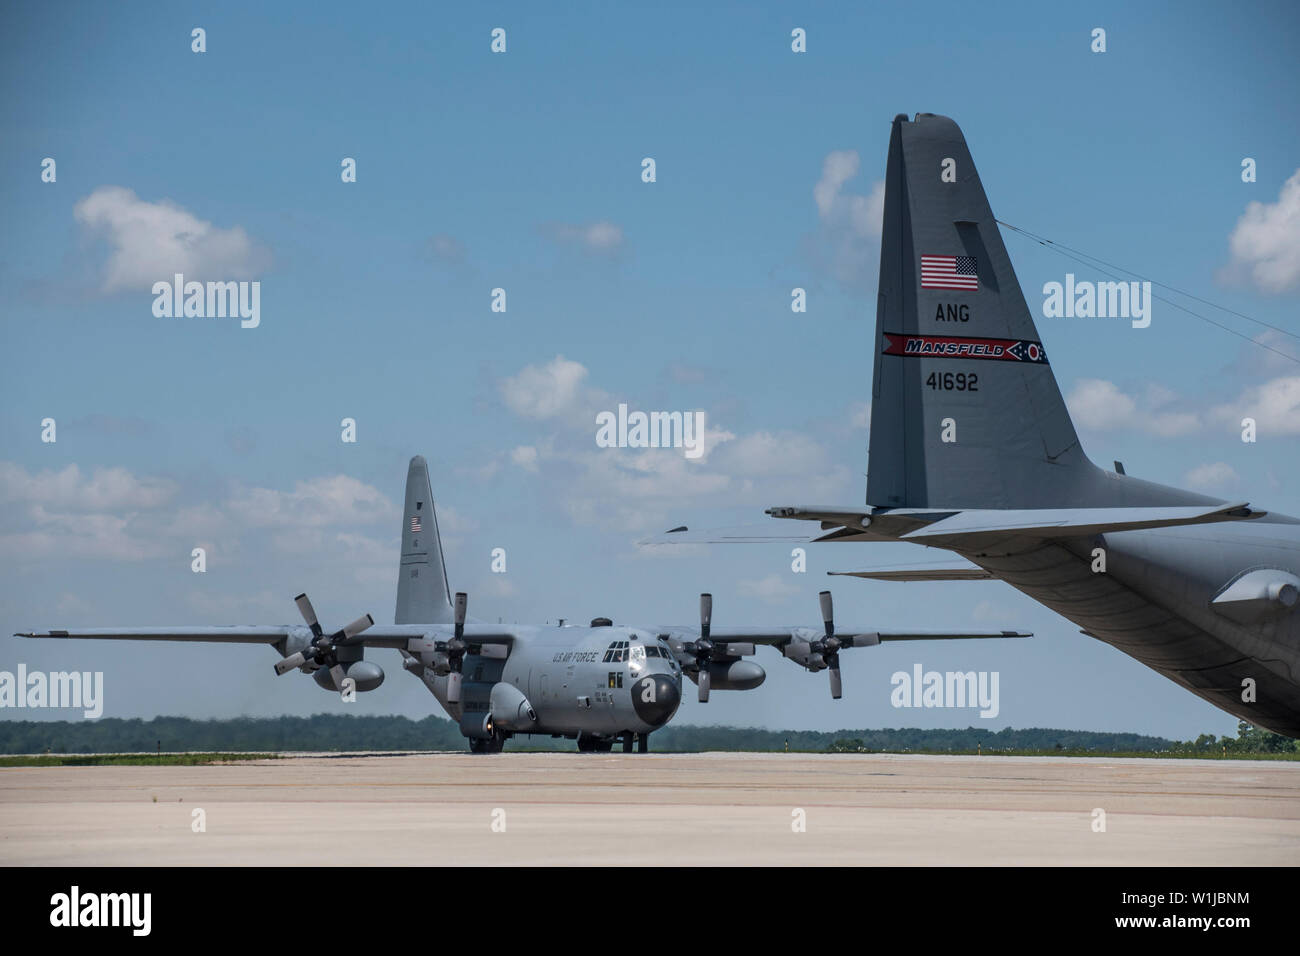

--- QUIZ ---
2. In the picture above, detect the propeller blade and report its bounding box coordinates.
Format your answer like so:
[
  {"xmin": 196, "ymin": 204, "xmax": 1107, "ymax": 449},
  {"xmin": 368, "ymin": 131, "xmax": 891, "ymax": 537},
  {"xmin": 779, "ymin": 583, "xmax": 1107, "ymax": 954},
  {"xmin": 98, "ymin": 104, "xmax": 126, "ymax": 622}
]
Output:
[
  {"xmin": 446, "ymin": 671, "xmax": 462, "ymax": 705},
  {"xmin": 330, "ymin": 663, "xmax": 349, "ymax": 696},
  {"xmin": 698, "ymin": 668, "xmax": 711, "ymax": 703},
  {"xmin": 295, "ymin": 593, "xmax": 324, "ymax": 639},
  {"xmin": 340, "ymin": 613, "xmax": 374, "ymax": 641},
  {"xmin": 699, "ymin": 593, "xmax": 712, "ymax": 641},
  {"xmin": 829, "ymin": 667, "xmax": 842, "ymax": 700},
  {"xmin": 819, "ymin": 590, "xmax": 834, "ymax": 639},
  {"xmin": 274, "ymin": 652, "xmax": 306, "ymax": 675},
  {"xmin": 454, "ymin": 592, "xmax": 467, "ymax": 640}
]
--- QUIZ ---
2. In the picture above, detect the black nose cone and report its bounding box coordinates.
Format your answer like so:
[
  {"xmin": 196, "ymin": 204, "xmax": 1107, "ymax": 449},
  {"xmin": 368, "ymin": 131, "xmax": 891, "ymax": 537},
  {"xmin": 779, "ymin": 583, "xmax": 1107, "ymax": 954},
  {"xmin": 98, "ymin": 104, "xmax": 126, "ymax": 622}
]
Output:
[{"xmin": 632, "ymin": 675, "xmax": 680, "ymax": 727}]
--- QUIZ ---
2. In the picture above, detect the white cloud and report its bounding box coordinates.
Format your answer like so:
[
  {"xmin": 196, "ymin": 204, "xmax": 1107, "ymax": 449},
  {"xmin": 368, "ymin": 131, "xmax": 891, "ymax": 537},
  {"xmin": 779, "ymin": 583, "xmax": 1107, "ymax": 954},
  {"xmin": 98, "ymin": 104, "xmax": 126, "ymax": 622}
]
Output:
[
  {"xmin": 736, "ymin": 574, "xmax": 800, "ymax": 604},
  {"xmin": 0, "ymin": 463, "xmax": 413, "ymax": 574},
  {"xmin": 1209, "ymin": 375, "xmax": 1300, "ymax": 436},
  {"xmin": 1, "ymin": 509, "xmax": 170, "ymax": 561},
  {"xmin": 1221, "ymin": 169, "xmax": 1300, "ymax": 294},
  {"xmin": 1065, "ymin": 379, "xmax": 1201, "ymax": 437},
  {"xmin": 543, "ymin": 220, "xmax": 625, "ymax": 254},
  {"xmin": 1183, "ymin": 462, "xmax": 1239, "ymax": 491},
  {"xmin": 511, "ymin": 445, "xmax": 540, "ymax": 472},
  {"xmin": 1066, "ymin": 375, "xmax": 1300, "ymax": 440},
  {"xmin": 808, "ymin": 150, "xmax": 885, "ymax": 288},
  {"xmin": 500, "ymin": 355, "xmax": 589, "ymax": 419},
  {"xmin": 0, "ymin": 462, "xmax": 176, "ymax": 511},
  {"xmin": 814, "ymin": 151, "xmax": 884, "ymax": 237},
  {"xmin": 1228, "ymin": 330, "xmax": 1300, "ymax": 377},
  {"xmin": 226, "ymin": 475, "xmax": 395, "ymax": 529},
  {"xmin": 849, "ymin": 401, "xmax": 872, "ymax": 430},
  {"xmin": 492, "ymin": 359, "xmax": 850, "ymax": 532},
  {"xmin": 73, "ymin": 186, "xmax": 270, "ymax": 293},
  {"xmin": 716, "ymin": 431, "xmax": 830, "ymax": 476}
]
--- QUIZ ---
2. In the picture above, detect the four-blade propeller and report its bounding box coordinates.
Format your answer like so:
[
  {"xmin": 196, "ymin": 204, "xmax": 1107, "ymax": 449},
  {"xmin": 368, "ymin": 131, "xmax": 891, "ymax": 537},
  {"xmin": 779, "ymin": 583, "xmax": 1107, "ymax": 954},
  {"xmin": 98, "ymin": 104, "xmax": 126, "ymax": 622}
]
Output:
[
  {"xmin": 444, "ymin": 591, "xmax": 469, "ymax": 705},
  {"xmin": 273, "ymin": 592, "xmax": 374, "ymax": 695},
  {"xmin": 693, "ymin": 593, "xmax": 713, "ymax": 703},
  {"xmin": 813, "ymin": 590, "xmax": 843, "ymax": 699}
]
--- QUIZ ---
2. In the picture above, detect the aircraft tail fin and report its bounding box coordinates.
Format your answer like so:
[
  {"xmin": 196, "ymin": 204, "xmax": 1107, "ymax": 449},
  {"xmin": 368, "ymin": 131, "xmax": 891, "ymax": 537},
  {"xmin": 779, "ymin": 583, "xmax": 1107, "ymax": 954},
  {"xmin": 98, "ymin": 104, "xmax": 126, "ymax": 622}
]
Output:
[
  {"xmin": 865, "ymin": 113, "xmax": 1208, "ymax": 511},
  {"xmin": 395, "ymin": 455, "xmax": 454, "ymax": 625}
]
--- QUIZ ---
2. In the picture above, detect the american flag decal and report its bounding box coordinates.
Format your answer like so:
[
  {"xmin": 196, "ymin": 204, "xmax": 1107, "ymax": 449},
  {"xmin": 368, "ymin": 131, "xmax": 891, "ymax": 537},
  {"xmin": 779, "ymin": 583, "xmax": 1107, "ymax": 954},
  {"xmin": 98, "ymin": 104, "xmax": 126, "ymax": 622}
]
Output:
[
  {"xmin": 409, "ymin": 515, "xmax": 422, "ymax": 533},
  {"xmin": 921, "ymin": 255, "xmax": 979, "ymax": 290}
]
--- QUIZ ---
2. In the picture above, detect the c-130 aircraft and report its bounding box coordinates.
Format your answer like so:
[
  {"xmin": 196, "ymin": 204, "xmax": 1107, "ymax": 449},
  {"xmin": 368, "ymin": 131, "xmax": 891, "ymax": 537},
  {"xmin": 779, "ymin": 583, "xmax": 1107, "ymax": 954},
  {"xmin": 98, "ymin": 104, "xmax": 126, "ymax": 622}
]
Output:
[
  {"xmin": 18, "ymin": 456, "xmax": 1027, "ymax": 753},
  {"xmin": 652, "ymin": 112, "xmax": 1300, "ymax": 738}
]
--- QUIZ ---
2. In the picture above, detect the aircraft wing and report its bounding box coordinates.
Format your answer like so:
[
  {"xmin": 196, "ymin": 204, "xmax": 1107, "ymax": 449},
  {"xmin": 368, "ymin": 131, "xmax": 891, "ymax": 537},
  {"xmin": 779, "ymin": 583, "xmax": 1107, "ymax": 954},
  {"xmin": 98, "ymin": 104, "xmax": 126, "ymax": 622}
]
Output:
[
  {"xmin": 16, "ymin": 626, "xmax": 294, "ymax": 645},
  {"xmin": 656, "ymin": 625, "xmax": 1028, "ymax": 646},
  {"xmin": 15, "ymin": 624, "xmax": 517, "ymax": 651}
]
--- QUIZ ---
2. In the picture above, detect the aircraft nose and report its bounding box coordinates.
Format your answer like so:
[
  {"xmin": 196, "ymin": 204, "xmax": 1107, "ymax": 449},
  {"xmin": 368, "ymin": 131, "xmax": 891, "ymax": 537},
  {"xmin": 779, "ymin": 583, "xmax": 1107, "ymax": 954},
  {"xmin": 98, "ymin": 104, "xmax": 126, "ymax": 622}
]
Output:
[{"xmin": 631, "ymin": 674, "xmax": 680, "ymax": 727}]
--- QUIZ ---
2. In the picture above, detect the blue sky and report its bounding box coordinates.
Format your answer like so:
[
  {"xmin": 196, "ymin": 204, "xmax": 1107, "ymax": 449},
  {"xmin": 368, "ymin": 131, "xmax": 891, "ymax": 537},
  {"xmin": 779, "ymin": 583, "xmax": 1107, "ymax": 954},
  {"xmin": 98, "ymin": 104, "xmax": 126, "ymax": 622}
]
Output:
[{"xmin": 2, "ymin": 1, "xmax": 1298, "ymax": 739}]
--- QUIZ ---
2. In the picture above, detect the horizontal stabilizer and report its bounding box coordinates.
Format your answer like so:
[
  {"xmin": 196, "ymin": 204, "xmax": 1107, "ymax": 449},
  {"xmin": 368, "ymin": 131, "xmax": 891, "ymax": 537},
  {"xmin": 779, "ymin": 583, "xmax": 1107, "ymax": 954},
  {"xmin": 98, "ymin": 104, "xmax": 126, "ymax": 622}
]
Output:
[
  {"xmin": 638, "ymin": 524, "xmax": 826, "ymax": 546},
  {"xmin": 901, "ymin": 502, "xmax": 1262, "ymax": 541}
]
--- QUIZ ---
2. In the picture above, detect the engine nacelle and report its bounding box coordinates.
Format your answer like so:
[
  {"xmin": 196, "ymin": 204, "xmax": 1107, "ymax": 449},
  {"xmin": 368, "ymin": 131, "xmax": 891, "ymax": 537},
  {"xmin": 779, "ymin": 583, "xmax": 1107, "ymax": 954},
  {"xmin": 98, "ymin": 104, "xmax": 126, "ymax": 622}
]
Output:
[
  {"xmin": 782, "ymin": 638, "xmax": 812, "ymax": 665},
  {"xmin": 278, "ymin": 625, "xmax": 314, "ymax": 671},
  {"xmin": 313, "ymin": 660, "xmax": 385, "ymax": 693},
  {"xmin": 699, "ymin": 659, "xmax": 766, "ymax": 691},
  {"xmin": 489, "ymin": 681, "xmax": 539, "ymax": 731}
]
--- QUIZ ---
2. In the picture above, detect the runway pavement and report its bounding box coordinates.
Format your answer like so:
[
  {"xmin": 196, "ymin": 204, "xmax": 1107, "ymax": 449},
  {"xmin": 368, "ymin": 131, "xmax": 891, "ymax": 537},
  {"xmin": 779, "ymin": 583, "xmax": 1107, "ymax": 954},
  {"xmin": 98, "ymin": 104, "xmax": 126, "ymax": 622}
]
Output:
[{"xmin": 2, "ymin": 751, "xmax": 1297, "ymax": 865}]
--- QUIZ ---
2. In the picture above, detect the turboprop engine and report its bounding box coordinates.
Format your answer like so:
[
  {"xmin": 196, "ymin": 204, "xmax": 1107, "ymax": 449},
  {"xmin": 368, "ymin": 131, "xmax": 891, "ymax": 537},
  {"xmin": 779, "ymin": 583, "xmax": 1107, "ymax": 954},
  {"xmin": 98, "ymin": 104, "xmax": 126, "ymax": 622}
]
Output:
[{"xmin": 272, "ymin": 592, "xmax": 384, "ymax": 693}]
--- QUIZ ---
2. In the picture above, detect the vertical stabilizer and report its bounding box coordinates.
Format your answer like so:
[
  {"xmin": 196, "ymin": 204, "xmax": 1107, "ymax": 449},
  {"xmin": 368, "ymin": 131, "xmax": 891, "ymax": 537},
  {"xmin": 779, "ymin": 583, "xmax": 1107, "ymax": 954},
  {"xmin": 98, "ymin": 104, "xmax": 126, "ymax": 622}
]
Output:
[
  {"xmin": 395, "ymin": 456, "xmax": 454, "ymax": 625},
  {"xmin": 865, "ymin": 113, "xmax": 1200, "ymax": 510}
]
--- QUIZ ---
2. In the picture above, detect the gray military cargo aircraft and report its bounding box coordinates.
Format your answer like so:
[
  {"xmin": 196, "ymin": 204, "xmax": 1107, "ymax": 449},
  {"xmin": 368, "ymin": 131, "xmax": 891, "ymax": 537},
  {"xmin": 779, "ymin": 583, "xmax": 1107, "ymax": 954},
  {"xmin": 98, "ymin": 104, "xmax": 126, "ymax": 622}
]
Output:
[
  {"xmin": 17, "ymin": 455, "xmax": 1028, "ymax": 753},
  {"xmin": 652, "ymin": 112, "xmax": 1300, "ymax": 738}
]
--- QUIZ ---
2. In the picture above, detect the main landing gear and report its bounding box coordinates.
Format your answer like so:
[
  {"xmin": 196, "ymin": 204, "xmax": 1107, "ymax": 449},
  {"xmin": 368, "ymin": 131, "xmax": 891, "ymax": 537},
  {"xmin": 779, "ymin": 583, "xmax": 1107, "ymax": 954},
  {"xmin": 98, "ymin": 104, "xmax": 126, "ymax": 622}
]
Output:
[
  {"xmin": 469, "ymin": 728, "xmax": 508, "ymax": 754},
  {"xmin": 578, "ymin": 732, "xmax": 650, "ymax": 753}
]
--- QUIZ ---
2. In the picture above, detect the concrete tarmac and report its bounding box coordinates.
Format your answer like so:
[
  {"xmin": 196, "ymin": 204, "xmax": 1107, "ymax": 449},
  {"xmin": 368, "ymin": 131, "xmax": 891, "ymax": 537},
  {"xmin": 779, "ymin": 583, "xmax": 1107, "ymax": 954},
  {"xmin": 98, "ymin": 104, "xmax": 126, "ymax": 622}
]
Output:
[{"xmin": 2, "ymin": 752, "xmax": 1297, "ymax": 866}]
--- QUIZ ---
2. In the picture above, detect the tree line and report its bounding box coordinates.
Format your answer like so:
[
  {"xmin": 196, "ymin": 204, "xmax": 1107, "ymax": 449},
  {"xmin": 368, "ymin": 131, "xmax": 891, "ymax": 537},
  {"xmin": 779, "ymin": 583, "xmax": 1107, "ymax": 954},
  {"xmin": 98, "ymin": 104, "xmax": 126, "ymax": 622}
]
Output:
[{"xmin": 1, "ymin": 714, "xmax": 1294, "ymax": 755}]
